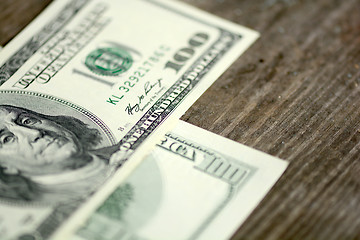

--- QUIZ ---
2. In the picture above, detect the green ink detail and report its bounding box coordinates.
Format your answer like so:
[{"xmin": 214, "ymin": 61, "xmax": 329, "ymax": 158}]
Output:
[
  {"xmin": 96, "ymin": 183, "xmax": 134, "ymax": 221},
  {"xmin": 85, "ymin": 47, "xmax": 133, "ymax": 76},
  {"xmin": 77, "ymin": 184, "xmax": 134, "ymax": 240}
]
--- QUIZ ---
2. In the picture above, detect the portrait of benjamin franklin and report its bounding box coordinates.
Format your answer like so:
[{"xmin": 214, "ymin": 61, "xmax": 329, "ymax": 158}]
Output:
[{"xmin": 0, "ymin": 92, "xmax": 120, "ymax": 205}]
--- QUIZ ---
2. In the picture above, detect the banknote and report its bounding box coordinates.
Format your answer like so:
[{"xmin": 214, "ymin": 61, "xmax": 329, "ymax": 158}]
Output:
[
  {"xmin": 71, "ymin": 121, "xmax": 288, "ymax": 240},
  {"xmin": 0, "ymin": 0, "xmax": 258, "ymax": 239}
]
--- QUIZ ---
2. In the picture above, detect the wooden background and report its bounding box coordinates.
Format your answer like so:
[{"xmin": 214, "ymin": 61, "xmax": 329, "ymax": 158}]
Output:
[{"xmin": 1, "ymin": 0, "xmax": 360, "ymax": 239}]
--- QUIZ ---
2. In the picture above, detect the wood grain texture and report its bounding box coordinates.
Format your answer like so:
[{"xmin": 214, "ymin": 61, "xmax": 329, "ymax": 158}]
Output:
[
  {"xmin": 0, "ymin": 0, "xmax": 52, "ymax": 46},
  {"xmin": 181, "ymin": 0, "xmax": 360, "ymax": 239},
  {"xmin": 1, "ymin": 0, "xmax": 360, "ymax": 239}
]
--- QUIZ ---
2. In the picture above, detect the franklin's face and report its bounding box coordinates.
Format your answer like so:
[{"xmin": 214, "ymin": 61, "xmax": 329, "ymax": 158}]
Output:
[{"xmin": 0, "ymin": 106, "xmax": 82, "ymax": 175}]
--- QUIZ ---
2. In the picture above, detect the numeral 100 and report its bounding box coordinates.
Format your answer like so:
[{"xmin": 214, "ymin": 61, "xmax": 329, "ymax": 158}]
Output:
[{"xmin": 165, "ymin": 32, "xmax": 209, "ymax": 73}]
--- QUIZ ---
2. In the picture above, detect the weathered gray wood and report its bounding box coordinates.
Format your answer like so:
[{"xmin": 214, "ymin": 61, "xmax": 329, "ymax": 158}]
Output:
[
  {"xmin": 1, "ymin": 0, "xmax": 360, "ymax": 239},
  {"xmin": 181, "ymin": 1, "xmax": 360, "ymax": 239},
  {"xmin": 0, "ymin": 0, "xmax": 52, "ymax": 46}
]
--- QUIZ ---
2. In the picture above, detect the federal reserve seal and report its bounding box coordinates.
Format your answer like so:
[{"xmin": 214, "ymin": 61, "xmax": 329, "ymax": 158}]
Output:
[{"xmin": 85, "ymin": 47, "xmax": 133, "ymax": 76}]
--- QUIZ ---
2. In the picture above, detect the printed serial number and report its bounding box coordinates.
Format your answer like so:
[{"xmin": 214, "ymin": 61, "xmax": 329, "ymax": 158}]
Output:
[{"xmin": 107, "ymin": 45, "xmax": 170, "ymax": 105}]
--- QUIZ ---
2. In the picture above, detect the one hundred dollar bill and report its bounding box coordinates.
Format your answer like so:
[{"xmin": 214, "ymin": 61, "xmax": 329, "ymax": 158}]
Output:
[
  {"xmin": 0, "ymin": 0, "xmax": 258, "ymax": 239},
  {"xmin": 72, "ymin": 121, "xmax": 288, "ymax": 240}
]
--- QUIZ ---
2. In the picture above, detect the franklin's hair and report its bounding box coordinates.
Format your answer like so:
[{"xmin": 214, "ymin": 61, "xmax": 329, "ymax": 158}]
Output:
[{"xmin": 0, "ymin": 105, "xmax": 104, "ymax": 204}]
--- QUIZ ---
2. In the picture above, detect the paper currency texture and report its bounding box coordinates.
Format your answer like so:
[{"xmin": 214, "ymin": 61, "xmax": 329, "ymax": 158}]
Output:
[
  {"xmin": 0, "ymin": 0, "xmax": 258, "ymax": 239},
  {"xmin": 73, "ymin": 121, "xmax": 288, "ymax": 240}
]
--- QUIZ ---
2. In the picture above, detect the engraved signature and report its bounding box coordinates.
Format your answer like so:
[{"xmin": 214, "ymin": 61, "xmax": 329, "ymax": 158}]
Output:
[{"xmin": 125, "ymin": 78, "xmax": 163, "ymax": 115}]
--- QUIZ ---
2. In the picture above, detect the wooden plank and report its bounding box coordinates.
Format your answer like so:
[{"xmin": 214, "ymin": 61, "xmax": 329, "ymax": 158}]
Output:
[
  {"xmin": 0, "ymin": 0, "xmax": 52, "ymax": 46},
  {"xmin": 1, "ymin": 0, "xmax": 360, "ymax": 239},
  {"xmin": 181, "ymin": 1, "xmax": 360, "ymax": 239}
]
